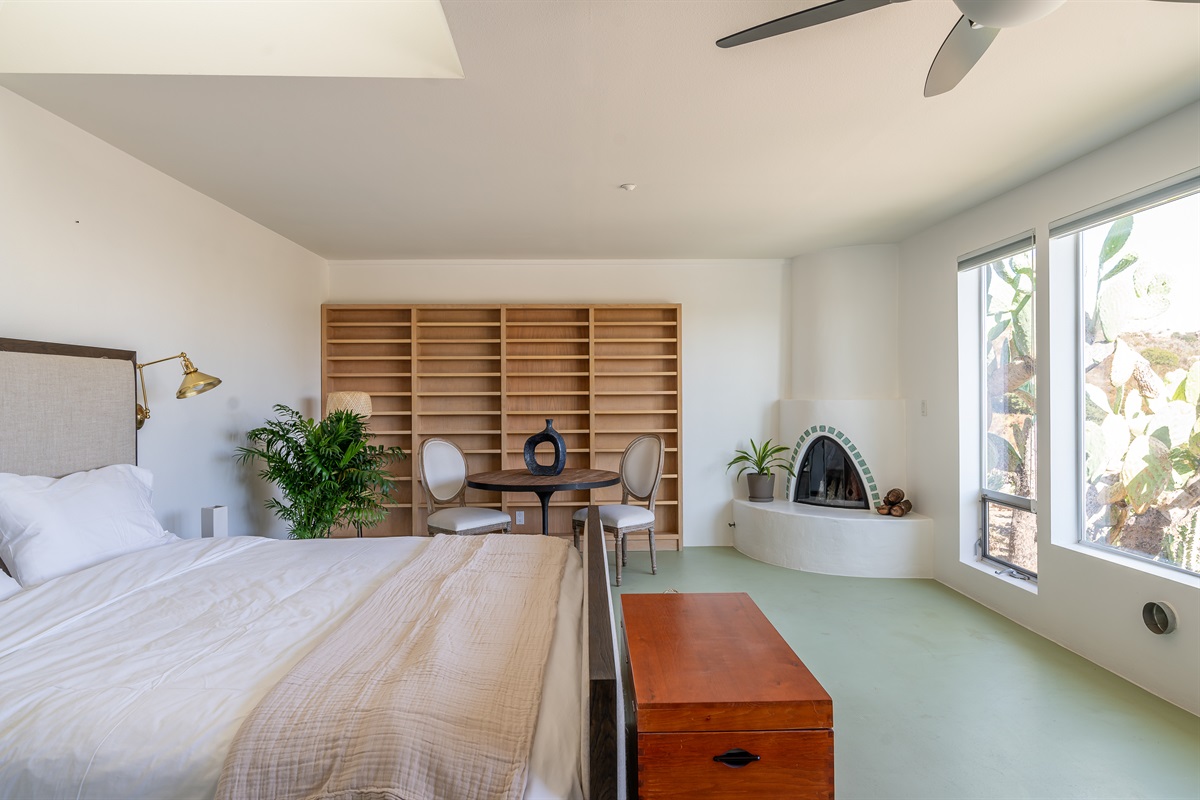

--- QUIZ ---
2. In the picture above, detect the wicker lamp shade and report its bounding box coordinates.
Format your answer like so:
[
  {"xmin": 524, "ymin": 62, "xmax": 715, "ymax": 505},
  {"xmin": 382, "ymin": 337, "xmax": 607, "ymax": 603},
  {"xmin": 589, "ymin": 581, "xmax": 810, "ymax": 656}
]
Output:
[{"xmin": 326, "ymin": 391, "xmax": 372, "ymax": 419}]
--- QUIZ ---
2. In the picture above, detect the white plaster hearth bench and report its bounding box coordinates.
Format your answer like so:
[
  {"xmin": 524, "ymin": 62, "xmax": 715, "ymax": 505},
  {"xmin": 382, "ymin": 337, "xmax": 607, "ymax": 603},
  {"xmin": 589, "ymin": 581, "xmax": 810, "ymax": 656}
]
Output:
[{"xmin": 732, "ymin": 499, "xmax": 934, "ymax": 579}]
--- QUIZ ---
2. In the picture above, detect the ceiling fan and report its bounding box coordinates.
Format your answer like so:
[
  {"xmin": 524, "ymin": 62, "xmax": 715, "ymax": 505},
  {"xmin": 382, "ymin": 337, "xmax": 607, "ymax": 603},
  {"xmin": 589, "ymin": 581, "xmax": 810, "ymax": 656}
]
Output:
[{"xmin": 717, "ymin": 0, "xmax": 1198, "ymax": 97}]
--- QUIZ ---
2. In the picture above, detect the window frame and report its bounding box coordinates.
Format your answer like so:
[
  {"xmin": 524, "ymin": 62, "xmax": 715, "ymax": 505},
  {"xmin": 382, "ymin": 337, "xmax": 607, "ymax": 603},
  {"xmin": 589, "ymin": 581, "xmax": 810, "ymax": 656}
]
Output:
[
  {"xmin": 1050, "ymin": 169, "xmax": 1200, "ymax": 578},
  {"xmin": 961, "ymin": 232, "xmax": 1039, "ymax": 580}
]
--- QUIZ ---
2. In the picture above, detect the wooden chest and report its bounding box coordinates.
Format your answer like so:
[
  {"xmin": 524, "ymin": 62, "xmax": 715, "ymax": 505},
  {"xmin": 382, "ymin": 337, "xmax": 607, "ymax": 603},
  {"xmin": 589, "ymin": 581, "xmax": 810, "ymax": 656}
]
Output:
[{"xmin": 622, "ymin": 592, "xmax": 834, "ymax": 799}]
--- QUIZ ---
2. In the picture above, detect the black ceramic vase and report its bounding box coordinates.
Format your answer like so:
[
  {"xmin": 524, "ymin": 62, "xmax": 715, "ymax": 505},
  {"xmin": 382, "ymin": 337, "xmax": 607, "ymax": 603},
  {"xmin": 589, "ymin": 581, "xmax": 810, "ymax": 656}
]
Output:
[{"xmin": 524, "ymin": 418, "xmax": 566, "ymax": 476}]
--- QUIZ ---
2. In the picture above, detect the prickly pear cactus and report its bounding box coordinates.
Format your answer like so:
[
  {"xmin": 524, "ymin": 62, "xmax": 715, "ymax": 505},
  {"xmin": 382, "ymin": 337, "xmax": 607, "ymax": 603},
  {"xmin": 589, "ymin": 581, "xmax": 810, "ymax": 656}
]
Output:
[{"xmin": 1081, "ymin": 215, "xmax": 1199, "ymax": 570}]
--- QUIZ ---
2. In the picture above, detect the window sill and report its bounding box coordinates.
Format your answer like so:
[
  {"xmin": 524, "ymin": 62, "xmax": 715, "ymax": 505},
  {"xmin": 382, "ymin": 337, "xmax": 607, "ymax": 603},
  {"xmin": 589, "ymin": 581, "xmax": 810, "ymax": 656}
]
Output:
[
  {"xmin": 963, "ymin": 557, "xmax": 1039, "ymax": 594},
  {"xmin": 1053, "ymin": 541, "xmax": 1200, "ymax": 588}
]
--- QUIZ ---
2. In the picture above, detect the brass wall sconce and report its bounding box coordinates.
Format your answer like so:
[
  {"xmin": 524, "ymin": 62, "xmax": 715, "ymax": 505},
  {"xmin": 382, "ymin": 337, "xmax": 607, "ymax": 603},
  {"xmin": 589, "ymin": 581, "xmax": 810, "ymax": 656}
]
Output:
[{"xmin": 136, "ymin": 352, "xmax": 221, "ymax": 429}]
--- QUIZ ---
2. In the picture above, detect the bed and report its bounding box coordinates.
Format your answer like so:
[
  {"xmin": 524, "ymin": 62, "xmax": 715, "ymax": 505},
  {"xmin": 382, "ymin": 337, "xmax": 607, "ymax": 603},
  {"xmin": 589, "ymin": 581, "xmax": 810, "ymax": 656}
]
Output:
[{"xmin": 0, "ymin": 337, "xmax": 623, "ymax": 800}]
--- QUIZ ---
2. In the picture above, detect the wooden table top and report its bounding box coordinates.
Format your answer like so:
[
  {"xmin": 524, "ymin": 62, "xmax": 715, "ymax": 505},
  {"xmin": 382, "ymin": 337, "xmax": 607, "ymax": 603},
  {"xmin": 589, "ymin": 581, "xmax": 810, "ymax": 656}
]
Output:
[
  {"xmin": 467, "ymin": 468, "xmax": 620, "ymax": 492},
  {"xmin": 623, "ymin": 592, "xmax": 833, "ymax": 733}
]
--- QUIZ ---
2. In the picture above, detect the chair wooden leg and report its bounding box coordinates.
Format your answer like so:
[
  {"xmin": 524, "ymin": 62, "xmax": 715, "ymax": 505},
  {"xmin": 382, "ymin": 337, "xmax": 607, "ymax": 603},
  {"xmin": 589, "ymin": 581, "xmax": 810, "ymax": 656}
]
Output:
[
  {"xmin": 648, "ymin": 526, "xmax": 657, "ymax": 575},
  {"xmin": 621, "ymin": 531, "xmax": 628, "ymax": 567},
  {"xmin": 613, "ymin": 529, "xmax": 623, "ymax": 587}
]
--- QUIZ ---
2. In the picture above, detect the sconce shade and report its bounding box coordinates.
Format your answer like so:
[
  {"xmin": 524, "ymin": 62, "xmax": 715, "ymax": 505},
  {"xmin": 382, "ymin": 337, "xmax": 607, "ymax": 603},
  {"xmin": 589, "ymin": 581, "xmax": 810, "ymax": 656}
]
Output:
[
  {"xmin": 178, "ymin": 369, "xmax": 221, "ymax": 398},
  {"xmin": 175, "ymin": 353, "xmax": 221, "ymax": 398},
  {"xmin": 327, "ymin": 391, "xmax": 372, "ymax": 419}
]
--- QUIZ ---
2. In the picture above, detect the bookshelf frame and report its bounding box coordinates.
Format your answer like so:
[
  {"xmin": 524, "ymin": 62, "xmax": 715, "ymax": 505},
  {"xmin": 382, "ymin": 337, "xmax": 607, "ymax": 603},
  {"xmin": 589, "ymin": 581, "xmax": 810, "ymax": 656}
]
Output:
[{"xmin": 321, "ymin": 304, "xmax": 683, "ymax": 550}]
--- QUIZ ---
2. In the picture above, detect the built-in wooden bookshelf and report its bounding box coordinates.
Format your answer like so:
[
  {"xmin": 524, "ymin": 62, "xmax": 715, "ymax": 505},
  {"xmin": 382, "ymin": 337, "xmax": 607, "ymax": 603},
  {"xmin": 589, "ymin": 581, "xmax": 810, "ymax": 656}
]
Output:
[{"xmin": 321, "ymin": 304, "xmax": 683, "ymax": 550}]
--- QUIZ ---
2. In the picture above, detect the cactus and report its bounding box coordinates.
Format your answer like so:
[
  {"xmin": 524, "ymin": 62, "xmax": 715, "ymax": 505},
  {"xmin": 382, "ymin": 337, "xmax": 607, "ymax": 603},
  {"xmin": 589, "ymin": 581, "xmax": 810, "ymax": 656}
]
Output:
[
  {"xmin": 1082, "ymin": 216, "xmax": 1199, "ymax": 570},
  {"xmin": 985, "ymin": 253, "xmax": 1037, "ymax": 495}
]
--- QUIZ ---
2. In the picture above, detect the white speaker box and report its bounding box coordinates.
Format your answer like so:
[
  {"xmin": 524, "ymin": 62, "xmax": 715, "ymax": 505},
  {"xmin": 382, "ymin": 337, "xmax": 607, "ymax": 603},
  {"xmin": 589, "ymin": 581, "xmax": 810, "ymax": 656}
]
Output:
[{"xmin": 201, "ymin": 505, "xmax": 228, "ymax": 538}]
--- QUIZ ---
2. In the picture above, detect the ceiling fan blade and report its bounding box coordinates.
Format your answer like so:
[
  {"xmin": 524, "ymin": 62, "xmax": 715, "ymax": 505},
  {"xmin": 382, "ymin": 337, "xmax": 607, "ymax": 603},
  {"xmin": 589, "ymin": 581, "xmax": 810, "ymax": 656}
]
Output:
[
  {"xmin": 716, "ymin": 0, "xmax": 903, "ymax": 48},
  {"xmin": 924, "ymin": 15, "xmax": 999, "ymax": 97}
]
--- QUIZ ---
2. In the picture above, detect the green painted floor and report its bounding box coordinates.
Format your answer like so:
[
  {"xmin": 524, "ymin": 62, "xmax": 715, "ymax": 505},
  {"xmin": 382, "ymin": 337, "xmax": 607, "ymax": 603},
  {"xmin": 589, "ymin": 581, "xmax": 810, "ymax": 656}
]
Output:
[{"xmin": 610, "ymin": 547, "xmax": 1200, "ymax": 800}]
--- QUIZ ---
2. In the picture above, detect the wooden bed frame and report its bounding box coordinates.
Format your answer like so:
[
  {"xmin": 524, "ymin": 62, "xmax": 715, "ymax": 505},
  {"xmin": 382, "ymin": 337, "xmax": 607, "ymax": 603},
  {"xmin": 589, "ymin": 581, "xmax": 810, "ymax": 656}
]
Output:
[{"xmin": 0, "ymin": 336, "xmax": 623, "ymax": 800}]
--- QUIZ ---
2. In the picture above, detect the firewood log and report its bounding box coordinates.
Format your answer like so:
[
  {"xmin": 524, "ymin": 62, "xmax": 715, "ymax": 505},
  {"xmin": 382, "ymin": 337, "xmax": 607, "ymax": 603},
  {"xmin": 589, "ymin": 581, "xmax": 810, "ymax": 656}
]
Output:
[
  {"xmin": 898, "ymin": 499, "xmax": 913, "ymax": 514},
  {"xmin": 876, "ymin": 504, "xmax": 892, "ymax": 515},
  {"xmin": 884, "ymin": 488, "xmax": 905, "ymax": 505},
  {"xmin": 889, "ymin": 503, "xmax": 907, "ymax": 517}
]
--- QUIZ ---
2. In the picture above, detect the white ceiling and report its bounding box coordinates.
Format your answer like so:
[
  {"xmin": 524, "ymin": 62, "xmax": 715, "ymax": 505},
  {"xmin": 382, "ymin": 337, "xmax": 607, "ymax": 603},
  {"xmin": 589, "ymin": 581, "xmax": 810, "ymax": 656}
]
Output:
[{"xmin": 2, "ymin": 0, "xmax": 1198, "ymax": 260}]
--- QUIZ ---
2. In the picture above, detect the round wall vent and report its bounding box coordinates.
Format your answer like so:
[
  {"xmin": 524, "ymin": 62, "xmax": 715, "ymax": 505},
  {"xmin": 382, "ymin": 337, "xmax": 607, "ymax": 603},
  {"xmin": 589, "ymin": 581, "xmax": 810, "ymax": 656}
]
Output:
[{"xmin": 1142, "ymin": 601, "xmax": 1177, "ymax": 635}]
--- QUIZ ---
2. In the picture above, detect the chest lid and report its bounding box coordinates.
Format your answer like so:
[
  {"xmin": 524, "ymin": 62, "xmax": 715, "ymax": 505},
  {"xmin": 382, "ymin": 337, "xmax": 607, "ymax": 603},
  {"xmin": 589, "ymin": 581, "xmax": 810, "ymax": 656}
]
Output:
[{"xmin": 623, "ymin": 592, "xmax": 833, "ymax": 734}]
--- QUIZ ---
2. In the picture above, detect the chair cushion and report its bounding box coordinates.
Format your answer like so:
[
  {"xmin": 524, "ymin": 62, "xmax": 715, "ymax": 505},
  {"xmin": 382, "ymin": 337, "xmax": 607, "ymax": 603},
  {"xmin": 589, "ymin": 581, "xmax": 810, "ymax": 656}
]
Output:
[
  {"xmin": 427, "ymin": 506, "xmax": 511, "ymax": 534},
  {"xmin": 573, "ymin": 504, "xmax": 654, "ymax": 530}
]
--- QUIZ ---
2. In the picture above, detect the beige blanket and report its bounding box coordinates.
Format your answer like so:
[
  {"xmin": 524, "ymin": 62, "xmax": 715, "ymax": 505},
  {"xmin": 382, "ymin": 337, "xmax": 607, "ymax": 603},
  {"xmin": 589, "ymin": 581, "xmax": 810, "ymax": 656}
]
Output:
[{"xmin": 215, "ymin": 534, "xmax": 570, "ymax": 800}]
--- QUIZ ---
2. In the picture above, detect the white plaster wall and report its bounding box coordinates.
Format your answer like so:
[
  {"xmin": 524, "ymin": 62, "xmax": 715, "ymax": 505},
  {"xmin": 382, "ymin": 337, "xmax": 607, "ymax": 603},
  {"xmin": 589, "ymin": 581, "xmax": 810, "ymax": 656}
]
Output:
[
  {"xmin": 898, "ymin": 101, "xmax": 1200, "ymax": 713},
  {"xmin": 0, "ymin": 86, "xmax": 328, "ymax": 539},
  {"xmin": 790, "ymin": 245, "xmax": 899, "ymax": 400},
  {"xmin": 328, "ymin": 259, "xmax": 788, "ymax": 546}
]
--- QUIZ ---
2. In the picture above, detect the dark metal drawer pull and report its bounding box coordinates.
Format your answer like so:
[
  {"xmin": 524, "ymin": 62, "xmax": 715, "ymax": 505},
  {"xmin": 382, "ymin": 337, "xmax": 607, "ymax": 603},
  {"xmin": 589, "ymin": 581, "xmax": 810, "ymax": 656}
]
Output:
[{"xmin": 713, "ymin": 748, "xmax": 761, "ymax": 768}]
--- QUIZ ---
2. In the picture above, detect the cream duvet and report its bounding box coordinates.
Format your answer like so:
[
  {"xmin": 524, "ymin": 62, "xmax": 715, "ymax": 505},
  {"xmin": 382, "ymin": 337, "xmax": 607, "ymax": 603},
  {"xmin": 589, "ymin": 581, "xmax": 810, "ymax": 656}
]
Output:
[{"xmin": 0, "ymin": 535, "xmax": 583, "ymax": 800}]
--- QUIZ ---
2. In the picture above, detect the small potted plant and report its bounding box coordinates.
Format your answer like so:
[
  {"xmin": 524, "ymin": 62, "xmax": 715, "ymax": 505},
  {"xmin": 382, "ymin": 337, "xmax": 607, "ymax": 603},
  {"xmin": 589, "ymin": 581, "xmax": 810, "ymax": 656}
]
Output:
[
  {"xmin": 237, "ymin": 404, "xmax": 406, "ymax": 538},
  {"xmin": 726, "ymin": 438, "xmax": 796, "ymax": 503}
]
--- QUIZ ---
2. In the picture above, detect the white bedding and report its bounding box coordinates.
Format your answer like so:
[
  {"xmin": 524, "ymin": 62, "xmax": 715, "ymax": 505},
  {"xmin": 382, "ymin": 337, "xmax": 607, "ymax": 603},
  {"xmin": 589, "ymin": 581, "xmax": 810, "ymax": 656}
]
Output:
[{"xmin": 0, "ymin": 535, "xmax": 584, "ymax": 800}]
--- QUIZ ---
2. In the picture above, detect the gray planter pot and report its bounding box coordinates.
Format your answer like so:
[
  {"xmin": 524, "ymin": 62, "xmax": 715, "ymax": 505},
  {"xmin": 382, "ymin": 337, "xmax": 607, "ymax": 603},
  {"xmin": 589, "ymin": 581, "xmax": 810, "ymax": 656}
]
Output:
[{"xmin": 745, "ymin": 473, "xmax": 776, "ymax": 503}]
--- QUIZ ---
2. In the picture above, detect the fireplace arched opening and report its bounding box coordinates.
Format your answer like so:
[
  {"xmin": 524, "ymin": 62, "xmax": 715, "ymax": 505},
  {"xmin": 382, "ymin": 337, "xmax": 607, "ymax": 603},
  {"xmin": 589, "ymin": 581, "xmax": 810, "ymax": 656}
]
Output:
[{"xmin": 793, "ymin": 435, "xmax": 869, "ymax": 509}]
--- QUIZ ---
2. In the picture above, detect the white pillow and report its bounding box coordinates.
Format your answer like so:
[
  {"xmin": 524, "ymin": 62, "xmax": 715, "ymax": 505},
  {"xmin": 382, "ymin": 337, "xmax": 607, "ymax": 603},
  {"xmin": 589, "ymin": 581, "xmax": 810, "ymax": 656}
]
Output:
[
  {"xmin": 0, "ymin": 570, "xmax": 20, "ymax": 601},
  {"xmin": 0, "ymin": 464, "xmax": 177, "ymax": 586}
]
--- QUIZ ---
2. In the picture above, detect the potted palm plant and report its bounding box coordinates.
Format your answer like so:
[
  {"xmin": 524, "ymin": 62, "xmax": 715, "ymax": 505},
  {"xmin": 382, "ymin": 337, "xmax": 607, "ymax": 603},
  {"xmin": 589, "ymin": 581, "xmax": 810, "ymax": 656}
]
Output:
[
  {"xmin": 727, "ymin": 438, "xmax": 795, "ymax": 503},
  {"xmin": 236, "ymin": 404, "xmax": 406, "ymax": 538}
]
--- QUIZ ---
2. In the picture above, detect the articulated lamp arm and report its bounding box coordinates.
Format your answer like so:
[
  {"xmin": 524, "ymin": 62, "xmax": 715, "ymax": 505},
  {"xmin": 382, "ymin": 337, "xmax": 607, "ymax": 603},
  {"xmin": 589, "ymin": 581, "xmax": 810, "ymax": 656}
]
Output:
[{"xmin": 135, "ymin": 352, "xmax": 221, "ymax": 429}]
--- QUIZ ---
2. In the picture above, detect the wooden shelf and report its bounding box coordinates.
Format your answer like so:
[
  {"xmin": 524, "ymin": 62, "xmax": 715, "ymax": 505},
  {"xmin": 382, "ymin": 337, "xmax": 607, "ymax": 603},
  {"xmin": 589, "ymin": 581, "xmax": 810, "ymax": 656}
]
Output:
[
  {"xmin": 326, "ymin": 322, "xmax": 410, "ymax": 327},
  {"xmin": 416, "ymin": 339, "xmax": 499, "ymax": 344},
  {"xmin": 415, "ymin": 372, "xmax": 500, "ymax": 378},
  {"xmin": 417, "ymin": 410, "xmax": 501, "ymax": 416},
  {"xmin": 329, "ymin": 372, "xmax": 412, "ymax": 378},
  {"xmin": 596, "ymin": 390, "xmax": 677, "ymax": 396},
  {"xmin": 327, "ymin": 339, "xmax": 412, "ymax": 344},
  {"xmin": 421, "ymin": 391, "xmax": 501, "ymax": 396},
  {"xmin": 322, "ymin": 303, "xmax": 682, "ymax": 545}
]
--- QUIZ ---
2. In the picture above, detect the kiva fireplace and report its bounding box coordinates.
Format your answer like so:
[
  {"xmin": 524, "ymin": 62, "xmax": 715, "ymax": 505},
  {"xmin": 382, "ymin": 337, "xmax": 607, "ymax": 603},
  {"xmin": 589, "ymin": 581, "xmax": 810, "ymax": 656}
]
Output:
[{"xmin": 731, "ymin": 401, "xmax": 932, "ymax": 579}]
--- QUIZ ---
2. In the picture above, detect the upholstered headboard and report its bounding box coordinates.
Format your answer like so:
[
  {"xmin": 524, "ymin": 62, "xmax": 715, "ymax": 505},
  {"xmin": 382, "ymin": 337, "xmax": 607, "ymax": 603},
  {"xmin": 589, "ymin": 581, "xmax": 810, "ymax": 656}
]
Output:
[{"xmin": 0, "ymin": 338, "xmax": 137, "ymax": 477}]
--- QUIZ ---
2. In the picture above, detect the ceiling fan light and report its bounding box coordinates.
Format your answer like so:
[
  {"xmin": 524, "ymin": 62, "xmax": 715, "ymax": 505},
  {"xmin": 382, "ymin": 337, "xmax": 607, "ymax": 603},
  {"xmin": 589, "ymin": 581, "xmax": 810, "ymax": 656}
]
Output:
[{"xmin": 952, "ymin": 0, "xmax": 1065, "ymax": 29}]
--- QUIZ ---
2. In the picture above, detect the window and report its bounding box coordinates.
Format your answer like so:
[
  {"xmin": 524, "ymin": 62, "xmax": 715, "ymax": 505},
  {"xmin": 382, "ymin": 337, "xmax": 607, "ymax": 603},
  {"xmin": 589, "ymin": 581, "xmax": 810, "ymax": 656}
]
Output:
[
  {"xmin": 1054, "ymin": 185, "xmax": 1200, "ymax": 575},
  {"xmin": 960, "ymin": 235, "xmax": 1038, "ymax": 579}
]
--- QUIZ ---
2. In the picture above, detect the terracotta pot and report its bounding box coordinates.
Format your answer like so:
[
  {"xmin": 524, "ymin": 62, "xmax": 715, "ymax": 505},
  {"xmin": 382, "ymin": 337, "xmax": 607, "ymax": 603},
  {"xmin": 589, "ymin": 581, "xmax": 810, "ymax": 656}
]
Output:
[{"xmin": 745, "ymin": 473, "xmax": 776, "ymax": 503}]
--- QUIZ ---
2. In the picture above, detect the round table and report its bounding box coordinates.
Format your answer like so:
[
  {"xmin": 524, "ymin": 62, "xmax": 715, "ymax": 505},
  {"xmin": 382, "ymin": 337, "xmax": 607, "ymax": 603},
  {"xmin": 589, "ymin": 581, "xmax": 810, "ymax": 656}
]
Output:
[{"xmin": 467, "ymin": 468, "xmax": 620, "ymax": 536}]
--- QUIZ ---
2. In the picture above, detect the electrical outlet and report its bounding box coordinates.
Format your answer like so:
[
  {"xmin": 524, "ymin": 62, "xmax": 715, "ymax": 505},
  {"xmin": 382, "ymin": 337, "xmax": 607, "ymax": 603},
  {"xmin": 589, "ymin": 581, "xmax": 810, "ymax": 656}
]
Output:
[{"xmin": 516, "ymin": 511, "xmax": 525, "ymax": 525}]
